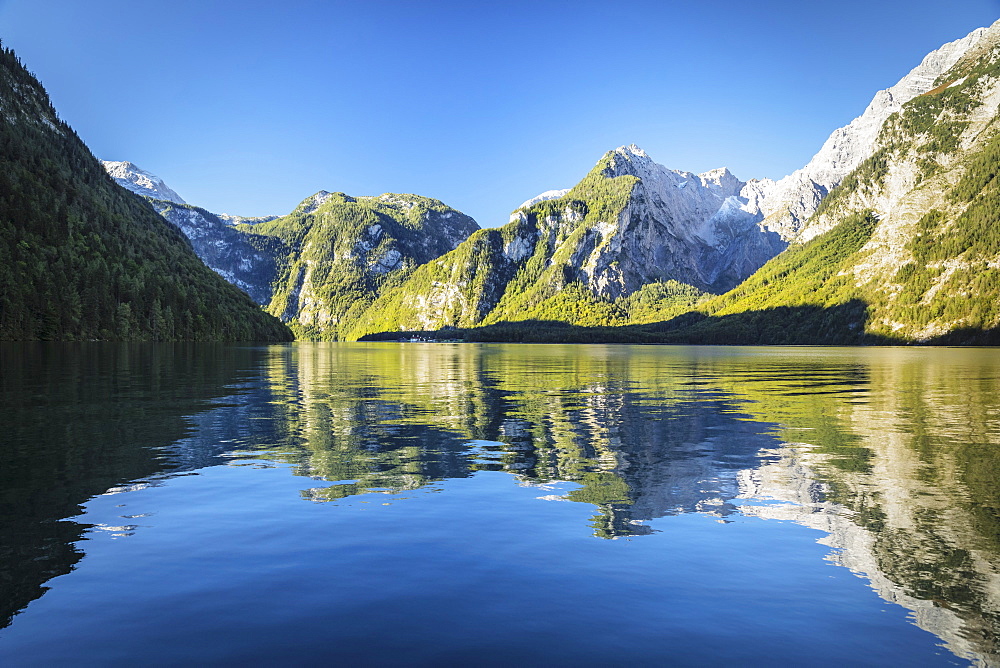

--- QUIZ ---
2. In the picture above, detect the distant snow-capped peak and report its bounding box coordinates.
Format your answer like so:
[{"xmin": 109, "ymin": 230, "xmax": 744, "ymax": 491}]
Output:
[{"xmin": 102, "ymin": 160, "xmax": 186, "ymax": 204}]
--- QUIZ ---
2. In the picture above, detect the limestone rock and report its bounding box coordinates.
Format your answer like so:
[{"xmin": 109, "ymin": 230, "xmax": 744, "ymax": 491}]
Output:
[{"xmin": 760, "ymin": 21, "xmax": 998, "ymax": 241}]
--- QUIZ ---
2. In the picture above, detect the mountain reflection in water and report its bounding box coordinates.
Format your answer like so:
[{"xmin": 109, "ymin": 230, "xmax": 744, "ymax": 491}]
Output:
[
  {"xmin": 0, "ymin": 343, "xmax": 997, "ymax": 665},
  {"xmin": 247, "ymin": 344, "xmax": 785, "ymax": 537}
]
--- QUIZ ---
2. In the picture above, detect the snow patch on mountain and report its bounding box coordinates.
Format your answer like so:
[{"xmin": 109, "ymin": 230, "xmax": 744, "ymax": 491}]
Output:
[
  {"xmin": 102, "ymin": 160, "xmax": 186, "ymax": 204},
  {"xmin": 518, "ymin": 189, "xmax": 570, "ymax": 211}
]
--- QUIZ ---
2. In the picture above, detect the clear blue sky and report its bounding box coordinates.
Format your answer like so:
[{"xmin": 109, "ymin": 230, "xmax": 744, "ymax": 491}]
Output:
[{"xmin": 2, "ymin": 0, "xmax": 998, "ymax": 226}]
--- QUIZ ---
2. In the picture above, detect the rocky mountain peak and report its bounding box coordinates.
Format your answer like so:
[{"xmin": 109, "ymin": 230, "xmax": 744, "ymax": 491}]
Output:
[
  {"xmin": 604, "ymin": 144, "xmax": 658, "ymax": 179},
  {"xmin": 602, "ymin": 147, "xmax": 744, "ymax": 199},
  {"xmin": 596, "ymin": 147, "xmax": 752, "ymax": 247},
  {"xmin": 298, "ymin": 190, "xmax": 337, "ymax": 214},
  {"xmin": 101, "ymin": 160, "xmax": 186, "ymax": 204},
  {"xmin": 760, "ymin": 20, "xmax": 1000, "ymax": 240},
  {"xmin": 504, "ymin": 146, "xmax": 782, "ymax": 297},
  {"xmin": 698, "ymin": 167, "xmax": 743, "ymax": 198}
]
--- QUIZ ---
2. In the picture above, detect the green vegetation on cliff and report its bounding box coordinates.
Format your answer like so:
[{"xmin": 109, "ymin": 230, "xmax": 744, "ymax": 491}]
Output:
[
  {"xmin": 243, "ymin": 191, "xmax": 478, "ymax": 340},
  {"xmin": 345, "ymin": 154, "xmax": 646, "ymax": 339},
  {"xmin": 483, "ymin": 164, "xmax": 640, "ymax": 325}
]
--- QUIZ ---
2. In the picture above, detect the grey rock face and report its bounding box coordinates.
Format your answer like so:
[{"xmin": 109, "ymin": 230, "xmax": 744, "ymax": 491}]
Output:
[
  {"xmin": 151, "ymin": 202, "xmax": 286, "ymax": 306},
  {"xmin": 216, "ymin": 213, "xmax": 279, "ymax": 226},
  {"xmin": 364, "ymin": 193, "xmax": 480, "ymax": 261},
  {"xmin": 102, "ymin": 160, "xmax": 283, "ymax": 305},
  {"xmin": 540, "ymin": 145, "xmax": 786, "ymax": 297},
  {"xmin": 758, "ymin": 21, "xmax": 998, "ymax": 241}
]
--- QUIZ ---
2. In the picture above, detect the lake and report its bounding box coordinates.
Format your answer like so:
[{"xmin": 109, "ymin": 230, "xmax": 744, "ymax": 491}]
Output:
[{"xmin": 0, "ymin": 342, "xmax": 997, "ymax": 666}]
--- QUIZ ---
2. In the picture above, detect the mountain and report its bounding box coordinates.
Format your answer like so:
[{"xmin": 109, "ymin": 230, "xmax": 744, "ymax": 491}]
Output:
[
  {"xmin": 0, "ymin": 44, "xmax": 292, "ymax": 341},
  {"xmin": 102, "ymin": 160, "xmax": 187, "ymax": 204},
  {"xmin": 149, "ymin": 202, "xmax": 286, "ymax": 305},
  {"xmin": 757, "ymin": 23, "xmax": 993, "ymax": 241},
  {"xmin": 244, "ymin": 191, "xmax": 480, "ymax": 339},
  {"xmin": 666, "ymin": 19, "xmax": 1000, "ymax": 344},
  {"xmin": 100, "ymin": 162, "xmax": 480, "ymax": 337},
  {"xmin": 345, "ymin": 145, "xmax": 782, "ymax": 339}
]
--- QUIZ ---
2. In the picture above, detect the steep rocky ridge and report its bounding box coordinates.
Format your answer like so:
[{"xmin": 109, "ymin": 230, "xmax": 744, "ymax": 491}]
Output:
[
  {"xmin": 584, "ymin": 146, "xmax": 785, "ymax": 295},
  {"xmin": 102, "ymin": 160, "xmax": 186, "ymax": 204},
  {"xmin": 151, "ymin": 202, "xmax": 286, "ymax": 305},
  {"xmin": 758, "ymin": 21, "xmax": 998, "ymax": 241},
  {"xmin": 682, "ymin": 20, "xmax": 1000, "ymax": 343},
  {"xmin": 216, "ymin": 213, "xmax": 279, "ymax": 226}
]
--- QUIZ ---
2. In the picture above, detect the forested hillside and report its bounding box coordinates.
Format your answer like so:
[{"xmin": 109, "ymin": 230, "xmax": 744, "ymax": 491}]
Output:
[{"xmin": 0, "ymin": 45, "xmax": 292, "ymax": 341}]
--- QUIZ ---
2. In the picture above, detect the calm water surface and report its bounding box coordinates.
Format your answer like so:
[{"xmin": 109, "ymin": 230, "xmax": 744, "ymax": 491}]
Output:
[{"xmin": 0, "ymin": 343, "xmax": 998, "ymax": 666}]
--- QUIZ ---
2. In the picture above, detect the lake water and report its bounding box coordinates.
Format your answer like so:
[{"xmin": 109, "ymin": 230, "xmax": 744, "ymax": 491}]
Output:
[{"xmin": 0, "ymin": 342, "xmax": 997, "ymax": 666}]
